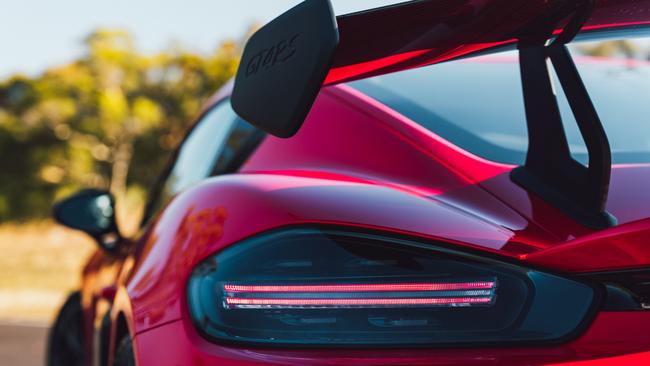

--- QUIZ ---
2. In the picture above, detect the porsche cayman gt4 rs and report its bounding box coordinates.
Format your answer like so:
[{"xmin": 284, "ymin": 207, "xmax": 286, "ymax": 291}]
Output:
[{"xmin": 47, "ymin": 1, "xmax": 650, "ymax": 365}]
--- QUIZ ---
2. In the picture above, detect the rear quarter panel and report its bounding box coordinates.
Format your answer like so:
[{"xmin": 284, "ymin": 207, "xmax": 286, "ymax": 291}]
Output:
[{"xmin": 121, "ymin": 171, "xmax": 527, "ymax": 336}]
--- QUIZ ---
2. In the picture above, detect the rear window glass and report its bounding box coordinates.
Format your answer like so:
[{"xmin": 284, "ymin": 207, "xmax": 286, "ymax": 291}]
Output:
[{"xmin": 350, "ymin": 44, "xmax": 650, "ymax": 165}]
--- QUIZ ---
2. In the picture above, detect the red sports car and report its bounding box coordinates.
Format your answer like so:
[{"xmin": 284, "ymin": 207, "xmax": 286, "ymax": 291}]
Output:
[{"xmin": 47, "ymin": 1, "xmax": 650, "ymax": 365}]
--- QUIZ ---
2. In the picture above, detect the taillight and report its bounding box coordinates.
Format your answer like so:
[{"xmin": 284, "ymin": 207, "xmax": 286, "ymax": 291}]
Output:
[
  {"xmin": 222, "ymin": 280, "xmax": 497, "ymax": 309},
  {"xmin": 187, "ymin": 228, "xmax": 598, "ymax": 346}
]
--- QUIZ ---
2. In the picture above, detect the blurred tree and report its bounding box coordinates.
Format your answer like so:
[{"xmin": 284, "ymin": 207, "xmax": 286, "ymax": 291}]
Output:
[
  {"xmin": 0, "ymin": 28, "xmax": 241, "ymax": 222},
  {"xmin": 577, "ymin": 40, "xmax": 642, "ymax": 59}
]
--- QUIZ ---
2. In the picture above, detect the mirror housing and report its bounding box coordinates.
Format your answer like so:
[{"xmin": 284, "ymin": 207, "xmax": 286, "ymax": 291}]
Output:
[{"xmin": 53, "ymin": 189, "xmax": 122, "ymax": 252}]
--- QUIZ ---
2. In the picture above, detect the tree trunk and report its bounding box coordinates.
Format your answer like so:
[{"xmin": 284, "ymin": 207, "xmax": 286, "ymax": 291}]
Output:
[{"xmin": 110, "ymin": 139, "xmax": 133, "ymax": 199}]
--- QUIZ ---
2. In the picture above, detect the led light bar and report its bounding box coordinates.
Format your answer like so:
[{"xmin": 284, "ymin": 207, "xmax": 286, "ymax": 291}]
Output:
[
  {"xmin": 223, "ymin": 280, "xmax": 497, "ymax": 309},
  {"xmin": 224, "ymin": 282, "xmax": 496, "ymax": 293}
]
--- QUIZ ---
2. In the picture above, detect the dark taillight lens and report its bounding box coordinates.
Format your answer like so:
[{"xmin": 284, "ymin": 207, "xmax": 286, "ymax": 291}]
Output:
[{"xmin": 187, "ymin": 228, "xmax": 598, "ymax": 346}]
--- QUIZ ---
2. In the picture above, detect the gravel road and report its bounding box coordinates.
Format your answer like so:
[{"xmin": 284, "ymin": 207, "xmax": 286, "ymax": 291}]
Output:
[{"xmin": 0, "ymin": 323, "xmax": 47, "ymax": 366}]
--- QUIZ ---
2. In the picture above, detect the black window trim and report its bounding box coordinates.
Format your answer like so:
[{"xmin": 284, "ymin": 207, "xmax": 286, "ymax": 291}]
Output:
[
  {"xmin": 211, "ymin": 127, "xmax": 267, "ymax": 176},
  {"xmin": 141, "ymin": 97, "xmax": 265, "ymax": 227}
]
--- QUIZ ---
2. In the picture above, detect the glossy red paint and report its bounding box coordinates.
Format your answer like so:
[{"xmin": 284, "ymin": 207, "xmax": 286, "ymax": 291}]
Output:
[
  {"xmin": 94, "ymin": 78, "xmax": 650, "ymax": 364},
  {"xmin": 99, "ymin": 285, "xmax": 117, "ymax": 302},
  {"xmin": 132, "ymin": 312, "xmax": 650, "ymax": 366},
  {"xmin": 90, "ymin": 77, "xmax": 650, "ymax": 364},
  {"xmin": 525, "ymin": 218, "xmax": 650, "ymax": 272},
  {"xmin": 67, "ymin": 4, "xmax": 650, "ymax": 364},
  {"xmin": 100, "ymin": 88, "xmax": 646, "ymax": 364},
  {"xmin": 123, "ymin": 172, "xmax": 517, "ymax": 337}
]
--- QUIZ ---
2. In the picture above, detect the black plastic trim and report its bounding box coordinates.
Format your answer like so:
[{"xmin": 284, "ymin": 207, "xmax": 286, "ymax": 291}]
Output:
[
  {"xmin": 581, "ymin": 268, "xmax": 650, "ymax": 311},
  {"xmin": 232, "ymin": 0, "xmax": 339, "ymax": 138},
  {"xmin": 511, "ymin": 0, "xmax": 616, "ymax": 229}
]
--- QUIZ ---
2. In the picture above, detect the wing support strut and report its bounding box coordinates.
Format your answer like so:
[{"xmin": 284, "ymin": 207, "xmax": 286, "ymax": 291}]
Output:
[{"xmin": 510, "ymin": 0, "xmax": 617, "ymax": 229}]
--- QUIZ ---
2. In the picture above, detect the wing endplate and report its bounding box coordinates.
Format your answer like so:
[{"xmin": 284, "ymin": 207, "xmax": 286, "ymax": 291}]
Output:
[{"xmin": 231, "ymin": 0, "xmax": 339, "ymax": 138}]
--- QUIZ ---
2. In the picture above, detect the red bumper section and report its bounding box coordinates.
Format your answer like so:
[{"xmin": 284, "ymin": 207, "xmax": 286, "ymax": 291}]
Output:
[{"xmin": 135, "ymin": 311, "xmax": 650, "ymax": 366}]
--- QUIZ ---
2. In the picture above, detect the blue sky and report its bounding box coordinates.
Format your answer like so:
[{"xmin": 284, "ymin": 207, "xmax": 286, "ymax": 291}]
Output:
[{"xmin": 0, "ymin": 0, "xmax": 400, "ymax": 78}]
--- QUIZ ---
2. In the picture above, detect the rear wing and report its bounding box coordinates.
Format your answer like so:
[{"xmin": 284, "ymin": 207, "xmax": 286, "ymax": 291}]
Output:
[{"xmin": 231, "ymin": 0, "xmax": 650, "ymax": 229}]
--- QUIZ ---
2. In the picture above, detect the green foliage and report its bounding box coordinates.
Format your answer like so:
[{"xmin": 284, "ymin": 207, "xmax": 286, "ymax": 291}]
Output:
[{"xmin": 0, "ymin": 28, "xmax": 241, "ymax": 221}]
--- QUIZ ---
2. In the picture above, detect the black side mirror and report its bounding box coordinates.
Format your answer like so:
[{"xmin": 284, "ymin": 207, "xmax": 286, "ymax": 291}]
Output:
[{"xmin": 53, "ymin": 189, "xmax": 122, "ymax": 252}]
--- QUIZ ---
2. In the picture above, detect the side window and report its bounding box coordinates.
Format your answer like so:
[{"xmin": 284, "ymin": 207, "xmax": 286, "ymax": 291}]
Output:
[
  {"xmin": 144, "ymin": 100, "xmax": 247, "ymax": 222},
  {"xmin": 212, "ymin": 117, "xmax": 262, "ymax": 174}
]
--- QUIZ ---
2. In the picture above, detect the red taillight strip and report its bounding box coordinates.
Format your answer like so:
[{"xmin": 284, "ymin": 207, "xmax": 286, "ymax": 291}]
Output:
[
  {"xmin": 224, "ymin": 282, "xmax": 495, "ymax": 293},
  {"xmin": 226, "ymin": 297, "xmax": 493, "ymax": 306}
]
